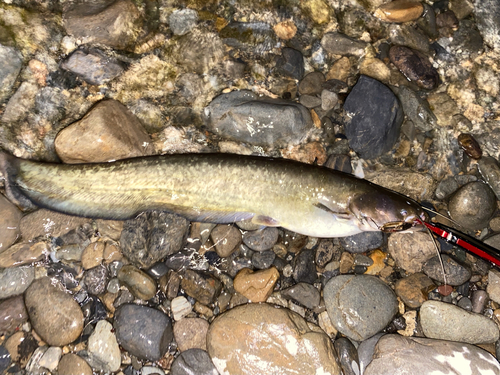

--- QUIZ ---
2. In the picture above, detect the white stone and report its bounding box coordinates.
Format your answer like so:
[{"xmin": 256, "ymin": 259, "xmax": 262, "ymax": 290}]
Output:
[
  {"xmin": 171, "ymin": 296, "xmax": 192, "ymax": 321},
  {"xmin": 88, "ymin": 320, "xmax": 121, "ymax": 372},
  {"xmin": 38, "ymin": 346, "xmax": 62, "ymax": 371}
]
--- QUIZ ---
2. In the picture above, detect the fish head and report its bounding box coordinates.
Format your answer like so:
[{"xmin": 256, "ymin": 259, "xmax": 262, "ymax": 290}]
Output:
[{"xmin": 350, "ymin": 191, "xmax": 428, "ymax": 233}]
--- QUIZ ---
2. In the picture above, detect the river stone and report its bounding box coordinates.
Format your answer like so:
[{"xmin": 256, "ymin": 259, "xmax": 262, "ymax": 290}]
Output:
[
  {"xmin": 0, "ymin": 266, "xmax": 35, "ymax": 299},
  {"xmin": 448, "ymin": 181, "xmax": 496, "ymax": 230},
  {"xmin": 0, "ymin": 194, "xmax": 22, "ymax": 252},
  {"xmin": 487, "ymin": 269, "xmax": 500, "ymax": 305},
  {"xmin": 324, "ymin": 275, "xmax": 398, "ymax": 341},
  {"xmin": 478, "ymin": 156, "xmax": 500, "ymax": 201},
  {"xmin": 61, "ymin": 49, "xmax": 124, "ymax": 85},
  {"xmin": 0, "ymin": 241, "xmax": 48, "ymax": 268},
  {"xmin": 321, "ymin": 32, "xmax": 369, "ymax": 57},
  {"xmin": 474, "ymin": 0, "xmax": 500, "ymax": 51},
  {"xmin": 58, "ymin": 353, "xmax": 93, "ymax": 375},
  {"xmin": 0, "ymin": 296, "xmax": 28, "ymax": 335},
  {"xmin": 0, "ymin": 45, "xmax": 22, "ymax": 103},
  {"xmin": 364, "ymin": 334, "xmax": 500, "ymax": 375},
  {"xmin": 389, "ymin": 46, "xmax": 440, "ymax": 89},
  {"xmin": 343, "ymin": 75, "xmax": 403, "ymax": 159},
  {"xmin": 173, "ymin": 317, "xmax": 209, "ymax": 351},
  {"xmin": 203, "ymin": 90, "xmax": 313, "ymax": 147},
  {"xmin": 24, "ymin": 277, "xmax": 84, "ymax": 346},
  {"xmin": 242, "ymin": 227, "xmax": 279, "ymax": 251},
  {"xmin": 117, "ymin": 265, "xmax": 157, "ymax": 300},
  {"xmin": 395, "ymin": 272, "xmax": 435, "ymax": 309},
  {"xmin": 420, "ymin": 300, "xmax": 500, "ymax": 344},
  {"xmin": 387, "ymin": 232, "xmax": 436, "ymax": 273},
  {"xmin": 168, "ymin": 9, "xmax": 198, "ymax": 36},
  {"xmin": 114, "ymin": 304, "xmax": 173, "ymax": 361},
  {"xmin": 340, "ymin": 232, "xmax": 384, "ymax": 254},
  {"xmin": 55, "ymin": 99, "xmax": 152, "ymax": 163},
  {"xmin": 87, "ymin": 320, "xmax": 121, "ymax": 372},
  {"xmin": 207, "ymin": 303, "xmax": 341, "ymax": 375},
  {"xmin": 181, "ymin": 270, "xmax": 222, "ymax": 305},
  {"xmin": 19, "ymin": 209, "xmax": 92, "ymax": 240},
  {"xmin": 170, "ymin": 349, "xmax": 219, "ymax": 375},
  {"xmin": 275, "ymin": 47, "xmax": 304, "ymax": 80},
  {"xmin": 422, "ymin": 254, "xmax": 471, "ymax": 286},
  {"xmin": 120, "ymin": 211, "xmax": 189, "ymax": 268}
]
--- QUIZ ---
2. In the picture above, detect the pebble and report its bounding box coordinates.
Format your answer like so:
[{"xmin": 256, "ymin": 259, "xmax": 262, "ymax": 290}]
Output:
[
  {"xmin": 172, "ymin": 296, "xmax": 193, "ymax": 321},
  {"xmin": 83, "ymin": 265, "xmax": 109, "ymax": 295},
  {"xmin": 273, "ymin": 21, "xmax": 297, "ymax": 40},
  {"xmin": 340, "ymin": 231, "xmax": 384, "ymax": 254},
  {"xmin": 474, "ymin": 0, "xmax": 500, "ymax": 50},
  {"xmin": 169, "ymin": 9, "xmax": 198, "ymax": 36},
  {"xmin": 299, "ymin": 94, "xmax": 321, "ymax": 109},
  {"xmin": 24, "ymin": 277, "xmax": 84, "ymax": 346},
  {"xmin": 242, "ymin": 227, "xmax": 279, "ymax": 251},
  {"xmin": 324, "ymin": 275, "xmax": 398, "ymax": 341},
  {"xmin": 486, "ymin": 269, "xmax": 500, "ymax": 304},
  {"xmin": 315, "ymin": 239, "xmax": 338, "ymax": 268},
  {"xmin": 374, "ymin": 0, "xmax": 424, "ymax": 23},
  {"xmin": 448, "ymin": 181, "xmax": 497, "ymax": 230},
  {"xmin": 321, "ymin": 89, "xmax": 338, "ymax": 111},
  {"xmin": 387, "ymin": 232, "xmax": 436, "ymax": 273},
  {"xmin": 95, "ymin": 219, "xmax": 124, "ymax": 241},
  {"xmin": 458, "ymin": 296, "xmax": 473, "ymax": 311},
  {"xmin": 0, "ymin": 241, "xmax": 48, "ymax": 268},
  {"xmin": 420, "ymin": 300, "xmax": 499, "ymax": 344},
  {"xmin": 0, "ymin": 194, "xmax": 22, "ymax": 251},
  {"xmin": 170, "ymin": 349, "xmax": 219, "ymax": 375},
  {"xmin": 173, "ymin": 317, "xmax": 209, "ymax": 351},
  {"xmin": 57, "ymin": 353, "xmax": 93, "ymax": 375},
  {"xmin": 471, "ymin": 290, "xmax": 489, "ymax": 313},
  {"xmin": 120, "ymin": 210, "xmax": 189, "ymax": 268},
  {"xmin": 396, "ymin": 85, "xmax": 437, "ymax": 132},
  {"xmin": 251, "ymin": 250, "xmax": 275, "ymax": 269},
  {"xmin": 87, "ymin": 320, "xmax": 121, "ymax": 372},
  {"xmin": 0, "ymin": 45, "xmax": 22, "ymax": 102},
  {"xmin": 181, "ymin": 269, "xmax": 222, "ymax": 305},
  {"xmin": 55, "ymin": 99, "xmax": 152, "ymax": 163},
  {"xmin": 207, "ymin": 303, "xmax": 340, "ymax": 375},
  {"xmin": 61, "ymin": 49, "xmax": 124, "ymax": 85},
  {"xmin": 81, "ymin": 241, "xmax": 105, "ymax": 270},
  {"xmin": 422, "ymin": 254, "xmax": 472, "ymax": 286},
  {"xmin": 364, "ymin": 334, "xmax": 500, "ymax": 374},
  {"xmin": 117, "ymin": 265, "xmax": 157, "ymax": 300},
  {"xmin": 114, "ymin": 304, "xmax": 173, "ymax": 361},
  {"xmin": 0, "ymin": 296, "xmax": 28, "ymax": 335},
  {"xmin": 37, "ymin": 346, "xmax": 62, "ymax": 372},
  {"xmin": 395, "ymin": 272, "xmax": 435, "ymax": 309},
  {"xmin": 282, "ymin": 282, "xmax": 320, "ymax": 310},
  {"xmin": 210, "ymin": 224, "xmax": 241, "ymax": 258},
  {"xmin": 365, "ymin": 249, "xmax": 386, "ymax": 275},
  {"xmin": 344, "ymin": 75, "xmax": 403, "ymax": 159},
  {"xmin": 275, "ymin": 47, "xmax": 304, "ymax": 80},
  {"xmin": 478, "ymin": 156, "xmax": 500, "ymax": 200},
  {"xmin": 334, "ymin": 337, "xmax": 360, "ymax": 375},
  {"xmin": 298, "ymin": 71, "xmax": 325, "ymax": 96},
  {"xmin": 0, "ymin": 266, "xmax": 35, "ymax": 299},
  {"xmin": 389, "ymin": 45, "xmax": 440, "ymax": 89},
  {"xmin": 293, "ymin": 248, "xmax": 317, "ymax": 284},
  {"xmin": 321, "ymin": 32, "xmax": 369, "ymax": 57},
  {"xmin": 220, "ymin": 22, "xmax": 276, "ymax": 53},
  {"xmin": 19, "ymin": 209, "xmax": 91, "ymax": 240},
  {"xmin": 233, "ymin": 267, "xmax": 279, "ymax": 302}
]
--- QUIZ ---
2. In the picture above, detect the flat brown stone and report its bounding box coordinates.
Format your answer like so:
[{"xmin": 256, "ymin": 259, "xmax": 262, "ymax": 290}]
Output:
[{"xmin": 375, "ymin": 0, "xmax": 424, "ymax": 23}]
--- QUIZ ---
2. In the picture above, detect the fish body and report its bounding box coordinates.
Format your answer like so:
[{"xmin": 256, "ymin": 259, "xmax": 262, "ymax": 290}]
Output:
[{"xmin": 0, "ymin": 152, "xmax": 426, "ymax": 238}]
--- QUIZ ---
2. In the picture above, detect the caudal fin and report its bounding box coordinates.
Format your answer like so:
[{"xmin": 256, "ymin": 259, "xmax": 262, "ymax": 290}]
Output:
[{"xmin": 0, "ymin": 151, "xmax": 37, "ymax": 211}]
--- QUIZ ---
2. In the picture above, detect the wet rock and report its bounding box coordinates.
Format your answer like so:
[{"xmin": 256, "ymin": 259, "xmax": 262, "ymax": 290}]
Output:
[
  {"xmin": 0, "ymin": 45, "xmax": 22, "ymax": 102},
  {"xmin": 171, "ymin": 349, "xmax": 219, "ymax": 375},
  {"xmin": 0, "ymin": 241, "xmax": 48, "ymax": 268},
  {"xmin": 0, "ymin": 266, "xmax": 35, "ymax": 299},
  {"xmin": 471, "ymin": 290, "xmax": 489, "ymax": 313},
  {"xmin": 58, "ymin": 353, "xmax": 93, "ymax": 375},
  {"xmin": 334, "ymin": 337, "xmax": 359, "ymax": 375},
  {"xmin": 364, "ymin": 169, "xmax": 435, "ymax": 201},
  {"xmin": 117, "ymin": 265, "xmax": 157, "ymax": 300},
  {"xmin": 173, "ymin": 317, "xmax": 209, "ymax": 351},
  {"xmin": 474, "ymin": 0, "xmax": 500, "ymax": 51},
  {"xmin": 207, "ymin": 303, "xmax": 341, "ymax": 375},
  {"xmin": 389, "ymin": 46, "xmax": 439, "ymax": 89},
  {"xmin": 448, "ymin": 181, "xmax": 496, "ymax": 230},
  {"xmin": 458, "ymin": 296, "xmax": 473, "ymax": 311},
  {"xmin": 0, "ymin": 296, "xmax": 28, "ymax": 335},
  {"xmin": 61, "ymin": 49, "xmax": 124, "ymax": 85},
  {"xmin": 220, "ymin": 22, "xmax": 276, "ymax": 53},
  {"xmin": 242, "ymin": 227, "xmax": 279, "ymax": 251},
  {"xmin": 251, "ymin": 250, "xmax": 275, "ymax": 269},
  {"xmin": 422, "ymin": 254, "xmax": 471, "ymax": 286},
  {"xmin": 114, "ymin": 304, "xmax": 172, "ymax": 361},
  {"xmin": 298, "ymin": 72, "xmax": 325, "ymax": 96},
  {"xmin": 344, "ymin": 75, "xmax": 403, "ymax": 159},
  {"xmin": 478, "ymin": 156, "xmax": 500, "ymax": 201},
  {"xmin": 388, "ymin": 232, "xmax": 436, "ymax": 273},
  {"xmin": 81, "ymin": 242, "xmax": 105, "ymax": 270},
  {"xmin": 55, "ymin": 99, "xmax": 152, "ymax": 163},
  {"xmin": 83, "ymin": 265, "xmax": 109, "ymax": 295},
  {"xmin": 364, "ymin": 334, "xmax": 500, "ymax": 375},
  {"xmin": 87, "ymin": 320, "xmax": 121, "ymax": 372},
  {"xmin": 24, "ymin": 277, "xmax": 84, "ymax": 346},
  {"xmin": 321, "ymin": 32, "xmax": 369, "ymax": 57},
  {"xmin": 63, "ymin": 0, "xmax": 142, "ymax": 50},
  {"xmin": 0, "ymin": 194, "xmax": 22, "ymax": 252},
  {"xmin": 396, "ymin": 85, "xmax": 437, "ymax": 132},
  {"xmin": 172, "ymin": 296, "xmax": 192, "ymax": 321},
  {"xmin": 281, "ymin": 282, "xmax": 320, "ymax": 309},
  {"xmin": 36, "ymin": 346, "xmax": 62, "ymax": 372},
  {"xmin": 435, "ymin": 176, "xmax": 459, "ymax": 200},
  {"xmin": 1, "ymin": 82, "xmax": 38, "ymax": 124},
  {"xmin": 181, "ymin": 270, "xmax": 222, "ymax": 305},
  {"xmin": 315, "ymin": 239, "xmax": 338, "ymax": 268},
  {"xmin": 340, "ymin": 232, "xmax": 384, "ymax": 254},
  {"xmin": 395, "ymin": 272, "xmax": 435, "ymax": 309},
  {"xmin": 293, "ymin": 248, "xmax": 317, "ymax": 284},
  {"xmin": 301, "ymin": 0, "xmax": 331, "ymax": 24},
  {"xmin": 120, "ymin": 211, "xmax": 189, "ymax": 269},
  {"xmin": 420, "ymin": 300, "xmax": 499, "ymax": 344},
  {"xmin": 204, "ymin": 90, "xmax": 313, "ymax": 147},
  {"xmin": 374, "ymin": 0, "xmax": 424, "ymax": 23},
  {"xmin": 210, "ymin": 225, "xmax": 241, "ymax": 258},
  {"xmin": 321, "ymin": 89, "xmax": 338, "ymax": 111},
  {"xmin": 324, "ymin": 275, "xmax": 398, "ymax": 341},
  {"xmin": 276, "ymin": 47, "xmax": 304, "ymax": 80},
  {"xmin": 233, "ymin": 267, "xmax": 279, "ymax": 302},
  {"xmin": 486, "ymin": 269, "xmax": 500, "ymax": 305},
  {"xmin": 426, "ymin": 92, "xmax": 459, "ymax": 126},
  {"xmin": 299, "ymin": 94, "xmax": 322, "ymax": 108},
  {"xmin": 169, "ymin": 9, "xmax": 198, "ymax": 36}
]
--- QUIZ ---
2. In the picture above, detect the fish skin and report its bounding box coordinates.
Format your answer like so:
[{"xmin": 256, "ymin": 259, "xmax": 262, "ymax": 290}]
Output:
[{"xmin": 0, "ymin": 152, "xmax": 424, "ymax": 238}]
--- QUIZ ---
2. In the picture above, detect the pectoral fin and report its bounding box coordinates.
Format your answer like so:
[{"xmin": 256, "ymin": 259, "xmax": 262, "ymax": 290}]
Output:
[
  {"xmin": 251, "ymin": 215, "xmax": 280, "ymax": 227},
  {"xmin": 313, "ymin": 202, "xmax": 352, "ymax": 221}
]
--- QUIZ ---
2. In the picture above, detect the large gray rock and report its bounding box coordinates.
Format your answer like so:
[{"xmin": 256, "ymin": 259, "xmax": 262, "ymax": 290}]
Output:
[{"xmin": 203, "ymin": 90, "xmax": 313, "ymax": 147}]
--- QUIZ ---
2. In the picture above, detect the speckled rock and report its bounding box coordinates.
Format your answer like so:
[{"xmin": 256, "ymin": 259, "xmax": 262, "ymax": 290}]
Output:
[
  {"xmin": 389, "ymin": 46, "xmax": 440, "ymax": 89},
  {"xmin": 0, "ymin": 194, "xmax": 23, "ymax": 252},
  {"xmin": 420, "ymin": 300, "xmax": 499, "ymax": 344},
  {"xmin": 173, "ymin": 317, "xmax": 209, "ymax": 351},
  {"xmin": 0, "ymin": 241, "xmax": 48, "ymax": 268},
  {"xmin": 422, "ymin": 254, "xmax": 471, "ymax": 286},
  {"xmin": 340, "ymin": 232, "xmax": 384, "ymax": 254},
  {"xmin": 474, "ymin": 0, "xmax": 500, "ymax": 51},
  {"xmin": 395, "ymin": 272, "xmax": 435, "ymax": 309},
  {"xmin": 24, "ymin": 277, "xmax": 84, "ymax": 346},
  {"xmin": 487, "ymin": 269, "xmax": 500, "ymax": 305},
  {"xmin": 242, "ymin": 227, "xmax": 279, "ymax": 251},
  {"xmin": 324, "ymin": 275, "xmax": 398, "ymax": 341},
  {"xmin": 19, "ymin": 209, "xmax": 92, "ymax": 240},
  {"xmin": 388, "ymin": 232, "xmax": 436, "ymax": 273},
  {"xmin": 207, "ymin": 303, "xmax": 341, "ymax": 375},
  {"xmin": 210, "ymin": 225, "xmax": 241, "ymax": 258},
  {"xmin": 478, "ymin": 156, "xmax": 500, "ymax": 201},
  {"xmin": 0, "ymin": 45, "xmax": 23, "ymax": 102},
  {"xmin": 61, "ymin": 50, "xmax": 124, "ymax": 85},
  {"xmin": 169, "ymin": 9, "xmax": 198, "ymax": 36},
  {"xmin": 114, "ymin": 304, "xmax": 173, "ymax": 361},
  {"xmin": 181, "ymin": 270, "xmax": 222, "ymax": 305}
]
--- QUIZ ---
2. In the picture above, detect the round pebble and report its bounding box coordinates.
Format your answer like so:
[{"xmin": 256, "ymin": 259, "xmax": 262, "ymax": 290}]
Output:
[
  {"xmin": 170, "ymin": 349, "xmax": 219, "ymax": 375},
  {"xmin": 242, "ymin": 227, "xmax": 279, "ymax": 251},
  {"xmin": 233, "ymin": 267, "xmax": 279, "ymax": 302},
  {"xmin": 340, "ymin": 231, "xmax": 384, "ymax": 254},
  {"xmin": 58, "ymin": 353, "xmax": 93, "ymax": 375},
  {"xmin": 0, "ymin": 266, "xmax": 35, "ymax": 299},
  {"xmin": 210, "ymin": 224, "xmax": 241, "ymax": 258},
  {"xmin": 173, "ymin": 317, "xmax": 209, "ymax": 351},
  {"xmin": 389, "ymin": 45, "xmax": 439, "ymax": 89},
  {"xmin": 24, "ymin": 277, "xmax": 84, "ymax": 346},
  {"xmin": 81, "ymin": 241, "xmax": 105, "ymax": 270},
  {"xmin": 117, "ymin": 264, "xmax": 157, "ymax": 300}
]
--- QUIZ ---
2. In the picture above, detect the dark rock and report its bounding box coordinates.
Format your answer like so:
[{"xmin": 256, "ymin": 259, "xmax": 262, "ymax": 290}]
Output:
[
  {"xmin": 474, "ymin": 0, "xmax": 500, "ymax": 51},
  {"xmin": 298, "ymin": 71, "xmax": 325, "ymax": 95},
  {"xmin": 165, "ymin": 250, "xmax": 194, "ymax": 271},
  {"xmin": 61, "ymin": 49, "xmax": 124, "ymax": 85},
  {"xmin": 0, "ymin": 346, "xmax": 10, "ymax": 374},
  {"xmin": 83, "ymin": 265, "xmax": 109, "ymax": 295},
  {"xmin": 321, "ymin": 32, "xmax": 369, "ymax": 57},
  {"xmin": 203, "ymin": 90, "xmax": 313, "ymax": 147},
  {"xmin": 340, "ymin": 231, "xmax": 384, "ymax": 254},
  {"xmin": 422, "ymin": 255, "xmax": 472, "ymax": 286},
  {"xmin": 448, "ymin": 19, "xmax": 484, "ymax": 55},
  {"xmin": 389, "ymin": 46, "xmax": 440, "ymax": 89},
  {"xmin": 147, "ymin": 262, "xmax": 169, "ymax": 279},
  {"xmin": 0, "ymin": 296, "xmax": 28, "ymax": 335},
  {"xmin": 334, "ymin": 337, "xmax": 359, "ymax": 375},
  {"xmin": 281, "ymin": 282, "xmax": 320, "ymax": 309},
  {"xmin": 458, "ymin": 133, "xmax": 482, "ymax": 159},
  {"xmin": 299, "ymin": 94, "xmax": 322, "ymax": 108},
  {"xmin": 344, "ymin": 75, "xmax": 403, "ymax": 159},
  {"xmin": 435, "ymin": 176, "xmax": 459, "ymax": 200},
  {"xmin": 395, "ymin": 85, "xmax": 437, "ymax": 132},
  {"xmin": 170, "ymin": 348, "xmax": 219, "ymax": 375},
  {"xmin": 457, "ymin": 297, "xmax": 473, "ymax": 311},
  {"xmin": 252, "ymin": 250, "xmax": 275, "ymax": 269},
  {"xmin": 181, "ymin": 270, "xmax": 222, "ymax": 305},
  {"xmin": 276, "ymin": 47, "xmax": 304, "ymax": 80},
  {"xmin": 120, "ymin": 211, "xmax": 189, "ymax": 268},
  {"xmin": 47, "ymin": 263, "xmax": 79, "ymax": 289},
  {"xmin": 114, "ymin": 304, "xmax": 173, "ymax": 361},
  {"xmin": 293, "ymin": 249, "xmax": 316, "ymax": 284},
  {"xmin": 315, "ymin": 239, "xmax": 339, "ymax": 268},
  {"xmin": 242, "ymin": 227, "xmax": 279, "ymax": 251}
]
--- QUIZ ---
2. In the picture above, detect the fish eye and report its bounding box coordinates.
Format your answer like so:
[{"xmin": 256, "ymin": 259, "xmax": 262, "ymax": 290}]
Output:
[{"xmin": 400, "ymin": 209, "xmax": 408, "ymax": 216}]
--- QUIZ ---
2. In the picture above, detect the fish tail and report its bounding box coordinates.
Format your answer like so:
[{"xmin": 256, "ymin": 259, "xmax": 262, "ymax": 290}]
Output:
[{"xmin": 0, "ymin": 151, "xmax": 37, "ymax": 211}]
